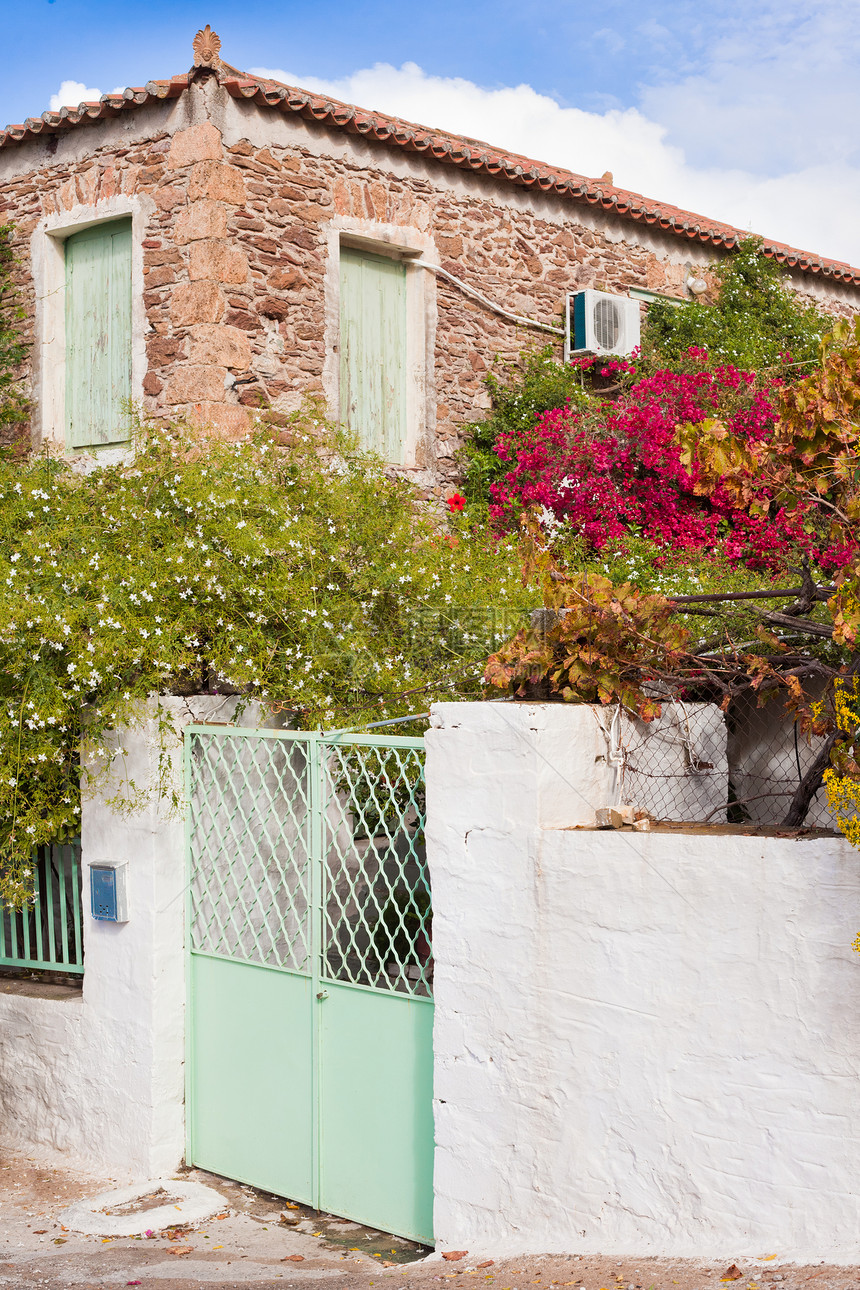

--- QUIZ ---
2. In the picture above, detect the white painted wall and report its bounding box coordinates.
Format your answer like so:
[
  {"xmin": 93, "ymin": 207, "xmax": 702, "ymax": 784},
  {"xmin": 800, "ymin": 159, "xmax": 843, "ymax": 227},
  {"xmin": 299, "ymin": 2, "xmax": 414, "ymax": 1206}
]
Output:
[
  {"xmin": 0, "ymin": 696, "xmax": 268, "ymax": 1177},
  {"xmin": 427, "ymin": 701, "xmax": 860, "ymax": 1263}
]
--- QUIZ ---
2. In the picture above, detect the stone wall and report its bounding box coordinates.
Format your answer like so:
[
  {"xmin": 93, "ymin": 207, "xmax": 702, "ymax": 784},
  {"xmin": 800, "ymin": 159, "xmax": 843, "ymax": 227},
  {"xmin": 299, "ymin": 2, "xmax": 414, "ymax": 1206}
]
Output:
[{"xmin": 2, "ymin": 76, "xmax": 859, "ymax": 488}]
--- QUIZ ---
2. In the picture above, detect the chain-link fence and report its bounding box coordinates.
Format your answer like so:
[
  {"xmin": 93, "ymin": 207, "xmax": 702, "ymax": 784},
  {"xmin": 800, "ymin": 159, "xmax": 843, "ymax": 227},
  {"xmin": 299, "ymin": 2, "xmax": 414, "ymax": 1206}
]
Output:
[
  {"xmin": 592, "ymin": 690, "xmax": 840, "ymax": 830},
  {"xmin": 467, "ymin": 587, "xmax": 853, "ymax": 831}
]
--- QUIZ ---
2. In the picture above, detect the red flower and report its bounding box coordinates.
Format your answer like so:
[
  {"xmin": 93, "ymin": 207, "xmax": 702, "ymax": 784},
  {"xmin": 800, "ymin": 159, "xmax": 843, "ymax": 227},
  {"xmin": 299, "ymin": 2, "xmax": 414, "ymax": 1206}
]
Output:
[
  {"xmin": 446, "ymin": 493, "xmax": 466, "ymax": 513},
  {"xmin": 485, "ymin": 362, "xmax": 856, "ymax": 575}
]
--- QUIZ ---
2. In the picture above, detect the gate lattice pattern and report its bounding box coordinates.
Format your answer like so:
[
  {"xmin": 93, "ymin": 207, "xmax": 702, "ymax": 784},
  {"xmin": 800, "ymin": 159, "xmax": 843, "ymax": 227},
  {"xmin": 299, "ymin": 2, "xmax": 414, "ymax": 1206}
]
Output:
[
  {"xmin": 187, "ymin": 729, "xmax": 431, "ymax": 999},
  {"xmin": 323, "ymin": 742, "xmax": 429, "ymax": 996}
]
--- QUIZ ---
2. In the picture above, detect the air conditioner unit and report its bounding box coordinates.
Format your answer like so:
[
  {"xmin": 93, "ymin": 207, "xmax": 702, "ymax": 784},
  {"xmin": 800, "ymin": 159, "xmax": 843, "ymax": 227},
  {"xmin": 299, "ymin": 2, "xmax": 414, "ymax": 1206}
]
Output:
[{"xmin": 565, "ymin": 289, "xmax": 641, "ymax": 362}]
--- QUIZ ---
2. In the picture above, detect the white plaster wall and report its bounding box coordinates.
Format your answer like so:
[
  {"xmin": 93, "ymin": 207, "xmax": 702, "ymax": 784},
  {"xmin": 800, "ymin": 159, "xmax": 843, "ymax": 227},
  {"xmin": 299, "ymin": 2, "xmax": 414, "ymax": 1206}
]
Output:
[
  {"xmin": 427, "ymin": 700, "xmax": 860, "ymax": 1262},
  {"xmin": 0, "ymin": 696, "xmax": 267, "ymax": 1177},
  {"xmin": 423, "ymin": 700, "xmax": 727, "ymax": 829},
  {"xmin": 0, "ymin": 98, "xmax": 187, "ymax": 185}
]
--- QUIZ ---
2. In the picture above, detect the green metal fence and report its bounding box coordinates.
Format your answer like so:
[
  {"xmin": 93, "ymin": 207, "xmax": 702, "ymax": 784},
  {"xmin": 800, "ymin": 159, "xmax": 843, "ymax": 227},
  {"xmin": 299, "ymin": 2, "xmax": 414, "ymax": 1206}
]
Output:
[{"xmin": 0, "ymin": 840, "xmax": 84, "ymax": 975}]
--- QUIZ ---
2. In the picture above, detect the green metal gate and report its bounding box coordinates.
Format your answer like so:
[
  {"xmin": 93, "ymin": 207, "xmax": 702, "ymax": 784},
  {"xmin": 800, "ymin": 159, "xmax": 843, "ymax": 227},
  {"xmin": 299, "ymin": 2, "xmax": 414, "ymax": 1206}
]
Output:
[{"xmin": 185, "ymin": 727, "xmax": 434, "ymax": 1244}]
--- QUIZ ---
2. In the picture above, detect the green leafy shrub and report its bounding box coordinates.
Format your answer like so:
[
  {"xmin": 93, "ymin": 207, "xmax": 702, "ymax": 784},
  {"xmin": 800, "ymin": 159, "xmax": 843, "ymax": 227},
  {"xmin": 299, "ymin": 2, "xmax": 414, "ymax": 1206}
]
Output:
[
  {"xmin": 0, "ymin": 415, "xmax": 533, "ymax": 905},
  {"xmin": 642, "ymin": 237, "xmax": 829, "ymax": 372}
]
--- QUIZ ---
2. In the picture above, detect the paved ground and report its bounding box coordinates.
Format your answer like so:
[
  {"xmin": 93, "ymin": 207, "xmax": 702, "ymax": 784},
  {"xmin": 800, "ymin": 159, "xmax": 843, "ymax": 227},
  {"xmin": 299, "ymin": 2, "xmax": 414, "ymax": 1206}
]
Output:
[{"xmin": 2, "ymin": 1151, "xmax": 859, "ymax": 1290}]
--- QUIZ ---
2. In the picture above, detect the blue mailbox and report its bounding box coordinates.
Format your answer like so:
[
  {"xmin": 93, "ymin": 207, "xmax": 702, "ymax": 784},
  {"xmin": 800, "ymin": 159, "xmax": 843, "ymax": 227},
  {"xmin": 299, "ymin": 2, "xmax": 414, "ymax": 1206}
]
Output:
[{"xmin": 89, "ymin": 861, "xmax": 129, "ymax": 922}]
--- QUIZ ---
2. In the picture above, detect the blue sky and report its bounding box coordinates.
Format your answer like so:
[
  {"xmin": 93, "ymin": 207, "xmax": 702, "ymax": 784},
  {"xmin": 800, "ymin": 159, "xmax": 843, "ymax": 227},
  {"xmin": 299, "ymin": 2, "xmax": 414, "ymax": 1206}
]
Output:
[{"xmin": 4, "ymin": 0, "xmax": 860, "ymax": 265}]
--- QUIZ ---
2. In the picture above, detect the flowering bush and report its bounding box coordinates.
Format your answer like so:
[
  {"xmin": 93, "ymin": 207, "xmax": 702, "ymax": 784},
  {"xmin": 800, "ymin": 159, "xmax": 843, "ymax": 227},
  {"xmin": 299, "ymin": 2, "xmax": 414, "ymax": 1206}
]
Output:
[
  {"xmin": 642, "ymin": 237, "xmax": 829, "ymax": 373},
  {"xmin": 679, "ymin": 317, "xmax": 860, "ymax": 581},
  {"xmin": 457, "ymin": 344, "xmax": 593, "ymax": 503},
  {"xmin": 0, "ymin": 415, "xmax": 533, "ymax": 905},
  {"xmin": 824, "ymin": 677, "xmax": 860, "ymax": 855},
  {"xmin": 488, "ymin": 354, "xmax": 851, "ymax": 575}
]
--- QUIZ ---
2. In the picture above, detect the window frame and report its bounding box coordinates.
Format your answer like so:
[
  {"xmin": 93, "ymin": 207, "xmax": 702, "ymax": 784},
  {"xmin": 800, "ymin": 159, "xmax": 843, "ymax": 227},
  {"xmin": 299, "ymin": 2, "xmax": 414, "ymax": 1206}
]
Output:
[
  {"xmin": 31, "ymin": 199, "xmax": 147, "ymax": 455},
  {"xmin": 338, "ymin": 243, "xmax": 409, "ymax": 463},
  {"xmin": 323, "ymin": 222, "xmax": 436, "ymax": 474}
]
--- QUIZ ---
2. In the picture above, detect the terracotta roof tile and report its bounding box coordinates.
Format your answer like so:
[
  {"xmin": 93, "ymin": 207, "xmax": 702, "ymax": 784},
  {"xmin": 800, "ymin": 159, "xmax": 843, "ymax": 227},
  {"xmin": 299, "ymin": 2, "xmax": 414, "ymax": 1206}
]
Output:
[{"xmin": 2, "ymin": 66, "xmax": 859, "ymax": 288}]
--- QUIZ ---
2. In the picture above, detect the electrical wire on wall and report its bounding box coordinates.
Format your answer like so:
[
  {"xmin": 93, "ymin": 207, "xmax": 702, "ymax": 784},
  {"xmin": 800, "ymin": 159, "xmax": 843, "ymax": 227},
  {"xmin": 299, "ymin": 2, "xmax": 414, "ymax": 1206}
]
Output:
[{"xmin": 413, "ymin": 260, "xmax": 564, "ymax": 336}]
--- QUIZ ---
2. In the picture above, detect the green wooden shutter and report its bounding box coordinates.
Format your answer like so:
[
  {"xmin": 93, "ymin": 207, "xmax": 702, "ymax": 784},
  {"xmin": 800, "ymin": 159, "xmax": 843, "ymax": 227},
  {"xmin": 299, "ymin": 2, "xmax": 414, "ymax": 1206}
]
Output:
[
  {"xmin": 339, "ymin": 247, "xmax": 407, "ymax": 462},
  {"xmin": 65, "ymin": 219, "xmax": 133, "ymax": 449}
]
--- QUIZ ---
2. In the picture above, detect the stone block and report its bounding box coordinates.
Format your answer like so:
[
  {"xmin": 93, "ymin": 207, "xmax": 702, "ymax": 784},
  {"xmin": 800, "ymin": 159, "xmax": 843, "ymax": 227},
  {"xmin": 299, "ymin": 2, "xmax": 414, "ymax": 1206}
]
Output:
[
  {"xmin": 333, "ymin": 177, "xmax": 351, "ymax": 215},
  {"xmin": 169, "ymin": 281, "xmax": 226, "ymax": 326},
  {"xmin": 188, "ymin": 324, "xmax": 251, "ymax": 370},
  {"xmin": 173, "ymin": 200, "xmax": 228, "ymax": 245},
  {"xmin": 190, "ymin": 402, "xmax": 253, "ymax": 440},
  {"xmin": 188, "ymin": 161, "xmax": 246, "ymax": 205},
  {"xmin": 144, "ymin": 248, "xmax": 180, "ymax": 267},
  {"xmin": 188, "ymin": 240, "xmax": 248, "ymax": 284},
  {"xmin": 144, "ymin": 266, "xmax": 177, "ymax": 289},
  {"xmin": 268, "ymin": 268, "xmax": 304, "ymax": 291},
  {"xmin": 258, "ymin": 296, "xmax": 289, "ymax": 320},
  {"xmin": 609, "ymin": 805, "xmax": 634, "ymax": 828},
  {"xmin": 167, "ymin": 122, "xmax": 222, "ymax": 169},
  {"xmin": 224, "ymin": 309, "xmax": 256, "ymax": 331},
  {"xmin": 136, "ymin": 165, "xmax": 166, "ymax": 189},
  {"xmin": 165, "ymin": 365, "xmax": 226, "ymax": 405},
  {"xmin": 283, "ymin": 225, "xmax": 315, "ymax": 250},
  {"xmin": 238, "ymin": 383, "xmax": 265, "ymax": 406},
  {"xmin": 154, "ymin": 186, "xmax": 186, "ymax": 211},
  {"xmin": 97, "ymin": 167, "xmax": 118, "ymax": 201},
  {"xmin": 281, "ymin": 199, "xmax": 324, "ymax": 227},
  {"xmin": 147, "ymin": 336, "xmax": 184, "ymax": 367},
  {"xmin": 254, "ymin": 148, "xmax": 281, "ymax": 170}
]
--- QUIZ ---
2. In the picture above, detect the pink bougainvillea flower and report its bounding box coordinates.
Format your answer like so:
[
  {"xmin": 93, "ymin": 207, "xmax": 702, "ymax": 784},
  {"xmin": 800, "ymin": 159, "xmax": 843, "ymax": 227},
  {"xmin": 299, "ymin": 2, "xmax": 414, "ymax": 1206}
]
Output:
[
  {"xmin": 487, "ymin": 361, "xmax": 856, "ymax": 574},
  {"xmin": 446, "ymin": 493, "xmax": 466, "ymax": 513}
]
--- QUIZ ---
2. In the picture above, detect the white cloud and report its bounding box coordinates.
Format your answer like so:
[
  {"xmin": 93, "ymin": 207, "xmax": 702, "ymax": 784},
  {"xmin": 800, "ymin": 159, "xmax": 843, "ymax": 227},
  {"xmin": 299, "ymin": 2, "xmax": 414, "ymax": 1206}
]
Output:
[
  {"xmin": 641, "ymin": 1, "xmax": 860, "ymax": 176},
  {"xmin": 49, "ymin": 80, "xmax": 104, "ymax": 111},
  {"xmin": 48, "ymin": 81, "xmax": 125, "ymax": 111},
  {"xmin": 250, "ymin": 60, "xmax": 860, "ymax": 268}
]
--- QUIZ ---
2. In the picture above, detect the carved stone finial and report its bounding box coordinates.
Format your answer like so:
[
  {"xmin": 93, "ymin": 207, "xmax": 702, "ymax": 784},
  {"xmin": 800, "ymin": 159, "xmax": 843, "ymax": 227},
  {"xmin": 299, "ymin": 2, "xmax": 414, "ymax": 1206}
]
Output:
[{"xmin": 193, "ymin": 24, "xmax": 222, "ymax": 68}]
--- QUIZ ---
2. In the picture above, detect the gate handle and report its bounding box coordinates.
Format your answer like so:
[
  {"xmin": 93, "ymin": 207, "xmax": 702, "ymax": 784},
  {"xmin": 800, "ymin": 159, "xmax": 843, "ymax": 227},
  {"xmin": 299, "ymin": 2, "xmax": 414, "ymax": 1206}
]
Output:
[{"xmin": 316, "ymin": 990, "xmax": 328, "ymax": 1000}]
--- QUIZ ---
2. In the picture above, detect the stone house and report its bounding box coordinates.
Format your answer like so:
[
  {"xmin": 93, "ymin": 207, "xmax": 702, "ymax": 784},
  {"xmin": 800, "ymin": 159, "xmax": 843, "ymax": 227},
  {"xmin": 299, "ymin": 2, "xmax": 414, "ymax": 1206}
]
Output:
[{"xmin": 2, "ymin": 26, "xmax": 859, "ymax": 494}]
